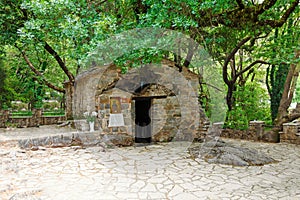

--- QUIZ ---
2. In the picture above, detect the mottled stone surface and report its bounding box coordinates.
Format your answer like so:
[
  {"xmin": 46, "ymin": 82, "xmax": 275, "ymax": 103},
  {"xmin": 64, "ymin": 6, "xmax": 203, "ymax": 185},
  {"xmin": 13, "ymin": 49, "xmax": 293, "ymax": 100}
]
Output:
[
  {"xmin": 18, "ymin": 131, "xmax": 133, "ymax": 150},
  {"xmin": 281, "ymin": 122, "xmax": 300, "ymax": 144},
  {"xmin": 73, "ymin": 62, "xmax": 209, "ymax": 145},
  {"xmin": 221, "ymin": 127, "xmax": 279, "ymax": 143},
  {"xmin": 95, "ymin": 88, "xmax": 133, "ymax": 137},
  {"xmin": 0, "ymin": 109, "xmax": 66, "ymax": 128},
  {"xmin": 218, "ymin": 120, "xmax": 283, "ymax": 143},
  {"xmin": 1, "ymin": 135, "xmax": 300, "ymax": 200},
  {"xmin": 189, "ymin": 139, "xmax": 277, "ymax": 166},
  {"xmin": 151, "ymin": 97, "xmax": 180, "ymax": 142}
]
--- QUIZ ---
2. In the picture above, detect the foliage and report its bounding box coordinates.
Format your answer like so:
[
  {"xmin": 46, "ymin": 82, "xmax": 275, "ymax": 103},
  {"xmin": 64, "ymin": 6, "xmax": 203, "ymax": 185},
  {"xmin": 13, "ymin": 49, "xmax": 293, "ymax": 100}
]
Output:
[
  {"xmin": 114, "ymin": 48, "xmax": 166, "ymax": 73},
  {"xmin": 225, "ymin": 82, "xmax": 272, "ymax": 130},
  {"xmin": 11, "ymin": 101, "xmax": 28, "ymax": 111},
  {"xmin": 5, "ymin": 121, "xmax": 18, "ymax": 128},
  {"xmin": 264, "ymin": 16, "xmax": 300, "ymax": 123},
  {"xmin": 9, "ymin": 109, "xmax": 64, "ymax": 117},
  {"xmin": 226, "ymin": 106, "xmax": 249, "ymax": 130},
  {"xmin": 0, "ymin": 59, "xmax": 8, "ymax": 108},
  {"xmin": 83, "ymin": 111, "xmax": 97, "ymax": 123},
  {"xmin": 267, "ymin": 63, "xmax": 289, "ymax": 122},
  {"xmin": 0, "ymin": 58, "xmax": 14, "ymax": 108},
  {"xmin": 0, "ymin": 0, "xmax": 26, "ymax": 47},
  {"xmin": 0, "ymin": 0, "xmax": 299, "ymax": 129},
  {"xmin": 11, "ymin": 110, "xmax": 32, "ymax": 117},
  {"xmin": 43, "ymin": 101, "xmax": 60, "ymax": 111},
  {"xmin": 0, "ymin": 0, "xmax": 120, "ymax": 98},
  {"xmin": 293, "ymin": 78, "xmax": 300, "ymax": 103},
  {"xmin": 42, "ymin": 110, "xmax": 65, "ymax": 117}
]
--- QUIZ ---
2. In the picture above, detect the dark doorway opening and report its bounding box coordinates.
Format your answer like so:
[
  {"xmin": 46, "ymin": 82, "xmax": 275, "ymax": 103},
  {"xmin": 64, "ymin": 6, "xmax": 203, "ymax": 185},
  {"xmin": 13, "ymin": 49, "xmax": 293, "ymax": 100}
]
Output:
[{"xmin": 134, "ymin": 98, "xmax": 152, "ymax": 143}]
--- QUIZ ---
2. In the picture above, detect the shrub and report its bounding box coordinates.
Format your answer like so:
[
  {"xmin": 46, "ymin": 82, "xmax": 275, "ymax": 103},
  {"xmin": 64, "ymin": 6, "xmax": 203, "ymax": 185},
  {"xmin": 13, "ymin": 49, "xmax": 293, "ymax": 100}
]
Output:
[{"xmin": 225, "ymin": 82, "xmax": 271, "ymax": 130}]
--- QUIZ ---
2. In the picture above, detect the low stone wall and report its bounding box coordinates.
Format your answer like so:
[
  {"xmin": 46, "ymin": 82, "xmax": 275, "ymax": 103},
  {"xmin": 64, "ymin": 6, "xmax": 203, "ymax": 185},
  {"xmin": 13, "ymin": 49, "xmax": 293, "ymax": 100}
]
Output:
[
  {"xmin": 280, "ymin": 122, "xmax": 300, "ymax": 144},
  {"xmin": 0, "ymin": 109, "xmax": 66, "ymax": 128},
  {"xmin": 219, "ymin": 121, "xmax": 263, "ymax": 141},
  {"xmin": 219, "ymin": 121, "xmax": 279, "ymax": 143},
  {"xmin": 221, "ymin": 129, "xmax": 253, "ymax": 140},
  {"xmin": 18, "ymin": 131, "xmax": 133, "ymax": 149}
]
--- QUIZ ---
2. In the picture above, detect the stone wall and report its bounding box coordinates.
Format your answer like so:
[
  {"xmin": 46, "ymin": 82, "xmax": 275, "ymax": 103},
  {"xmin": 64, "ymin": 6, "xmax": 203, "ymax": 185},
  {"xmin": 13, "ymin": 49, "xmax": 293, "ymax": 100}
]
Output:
[
  {"xmin": 281, "ymin": 122, "xmax": 300, "ymax": 144},
  {"xmin": 151, "ymin": 97, "xmax": 181, "ymax": 142},
  {"xmin": 221, "ymin": 129, "xmax": 260, "ymax": 141},
  {"xmin": 94, "ymin": 90, "xmax": 185, "ymax": 143},
  {"xmin": 73, "ymin": 62, "xmax": 209, "ymax": 145},
  {"xmin": 18, "ymin": 131, "xmax": 132, "ymax": 149},
  {"xmin": 96, "ymin": 88, "xmax": 133, "ymax": 137},
  {"xmin": 73, "ymin": 65, "xmax": 118, "ymax": 117},
  {"xmin": 0, "ymin": 109, "xmax": 66, "ymax": 128},
  {"xmin": 220, "ymin": 121, "xmax": 267, "ymax": 141},
  {"xmin": 216, "ymin": 120, "xmax": 300, "ymax": 144}
]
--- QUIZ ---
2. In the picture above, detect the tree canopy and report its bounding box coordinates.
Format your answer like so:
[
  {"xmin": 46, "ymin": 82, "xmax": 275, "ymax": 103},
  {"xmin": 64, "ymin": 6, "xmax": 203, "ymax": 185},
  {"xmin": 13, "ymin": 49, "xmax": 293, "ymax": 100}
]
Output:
[{"xmin": 0, "ymin": 0, "xmax": 299, "ymax": 127}]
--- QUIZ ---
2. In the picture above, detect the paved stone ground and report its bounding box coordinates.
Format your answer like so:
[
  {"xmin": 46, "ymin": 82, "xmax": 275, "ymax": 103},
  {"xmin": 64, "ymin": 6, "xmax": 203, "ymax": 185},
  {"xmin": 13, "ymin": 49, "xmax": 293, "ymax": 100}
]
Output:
[{"xmin": 1, "ymin": 127, "xmax": 300, "ymax": 199}]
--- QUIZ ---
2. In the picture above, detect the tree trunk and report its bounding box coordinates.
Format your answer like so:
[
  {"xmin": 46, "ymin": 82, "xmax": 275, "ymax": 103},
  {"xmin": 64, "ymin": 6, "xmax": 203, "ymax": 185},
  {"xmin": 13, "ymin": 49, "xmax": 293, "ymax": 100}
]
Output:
[
  {"xmin": 226, "ymin": 83, "xmax": 235, "ymax": 111},
  {"xmin": 43, "ymin": 42, "xmax": 75, "ymax": 120},
  {"xmin": 64, "ymin": 81, "xmax": 74, "ymax": 120},
  {"xmin": 272, "ymin": 50, "xmax": 300, "ymax": 136}
]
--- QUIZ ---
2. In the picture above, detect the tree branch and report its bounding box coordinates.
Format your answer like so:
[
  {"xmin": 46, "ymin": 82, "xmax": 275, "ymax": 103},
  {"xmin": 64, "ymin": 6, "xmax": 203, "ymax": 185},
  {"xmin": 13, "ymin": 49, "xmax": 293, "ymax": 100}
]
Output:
[
  {"xmin": 257, "ymin": 0, "xmax": 277, "ymax": 15},
  {"xmin": 236, "ymin": 60, "xmax": 270, "ymax": 77},
  {"xmin": 186, "ymin": 0, "xmax": 296, "ymax": 29},
  {"xmin": 87, "ymin": 0, "xmax": 108, "ymax": 9},
  {"xmin": 266, "ymin": 65, "xmax": 272, "ymax": 95},
  {"xmin": 44, "ymin": 42, "xmax": 75, "ymax": 83},
  {"xmin": 223, "ymin": 36, "xmax": 252, "ymax": 84},
  {"xmin": 259, "ymin": 0, "xmax": 299, "ymax": 28},
  {"xmin": 20, "ymin": 50, "xmax": 65, "ymax": 93},
  {"xmin": 236, "ymin": 0, "xmax": 245, "ymax": 9},
  {"xmin": 277, "ymin": 50, "xmax": 300, "ymax": 123},
  {"xmin": 288, "ymin": 112, "xmax": 300, "ymax": 122},
  {"xmin": 280, "ymin": 66, "xmax": 297, "ymax": 108},
  {"xmin": 183, "ymin": 41, "xmax": 199, "ymax": 68},
  {"xmin": 199, "ymin": 82, "xmax": 224, "ymax": 92}
]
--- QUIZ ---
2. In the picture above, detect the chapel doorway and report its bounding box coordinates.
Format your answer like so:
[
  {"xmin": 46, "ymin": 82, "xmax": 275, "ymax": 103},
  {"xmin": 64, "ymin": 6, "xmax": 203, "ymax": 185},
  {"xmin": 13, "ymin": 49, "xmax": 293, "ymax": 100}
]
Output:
[{"xmin": 134, "ymin": 98, "xmax": 152, "ymax": 143}]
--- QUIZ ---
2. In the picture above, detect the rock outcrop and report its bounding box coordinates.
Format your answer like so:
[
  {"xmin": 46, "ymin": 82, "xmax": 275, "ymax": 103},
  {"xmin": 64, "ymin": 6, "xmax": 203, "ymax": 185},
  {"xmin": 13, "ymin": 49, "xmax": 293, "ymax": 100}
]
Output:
[{"xmin": 189, "ymin": 140, "xmax": 277, "ymax": 166}]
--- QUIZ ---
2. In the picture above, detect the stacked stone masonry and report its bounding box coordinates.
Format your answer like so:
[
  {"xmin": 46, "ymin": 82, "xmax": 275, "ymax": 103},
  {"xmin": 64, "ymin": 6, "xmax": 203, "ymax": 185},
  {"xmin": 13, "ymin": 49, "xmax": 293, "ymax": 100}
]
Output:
[
  {"xmin": 281, "ymin": 122, "xmax": 300, "ymax": 144},
  {"xmin": 0, "ymin": 109, "xmax": 66, "ymax": 128},
  {"xmin": 219, "ymin": 120, "xmax": 300, "ymax": 144},
  {"xmin": 72, "ymin": 61, "xmax": 209, "ymax": 145}
]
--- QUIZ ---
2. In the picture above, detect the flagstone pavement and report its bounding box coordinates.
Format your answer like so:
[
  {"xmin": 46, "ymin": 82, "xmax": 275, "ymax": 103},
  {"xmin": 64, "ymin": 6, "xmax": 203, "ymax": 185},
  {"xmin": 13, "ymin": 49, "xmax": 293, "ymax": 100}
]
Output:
[{"xmin": 0, "ymin": 127, "xmax": 300, "ymax": 200}]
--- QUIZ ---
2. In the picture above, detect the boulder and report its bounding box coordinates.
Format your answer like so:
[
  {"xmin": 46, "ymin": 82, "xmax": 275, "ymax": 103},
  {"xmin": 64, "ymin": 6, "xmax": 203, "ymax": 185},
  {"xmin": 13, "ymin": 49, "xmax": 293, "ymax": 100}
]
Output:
[{"xmin": 189, "ymin": 140, "xmax": 277, "ymax": 166}]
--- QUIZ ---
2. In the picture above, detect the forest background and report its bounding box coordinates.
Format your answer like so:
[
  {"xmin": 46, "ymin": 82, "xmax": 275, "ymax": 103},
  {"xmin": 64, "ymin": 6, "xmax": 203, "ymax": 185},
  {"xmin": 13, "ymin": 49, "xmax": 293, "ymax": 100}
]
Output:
[{"xmin": 0, "ymin": 0, "xmax": 299, "ymax": 133}]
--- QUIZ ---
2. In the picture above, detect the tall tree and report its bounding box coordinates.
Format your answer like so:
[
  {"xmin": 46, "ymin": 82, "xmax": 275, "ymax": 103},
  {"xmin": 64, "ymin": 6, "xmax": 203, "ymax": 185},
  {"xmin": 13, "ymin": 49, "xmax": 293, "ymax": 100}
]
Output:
[
  {"xmin": 0, "ymin": 0, "xmax": 119, "ymax": 117},
  {"xmin": 275, "ymin": 50, "xmax": 300, "ymax": 127},
  {"xmin": 0, "ymin": 58, "xmax": 11, "ymax": 108},
  {"xmin": 1, "ymin": 0, "xmax": 299, "ymax": 122},
  {"xmin": 267, "ymin": 63, "xmax": 289, "ymax": 122},
  {"xmin": 133, "ymin": 0, "xmax": 299, "ymax": 111}
]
